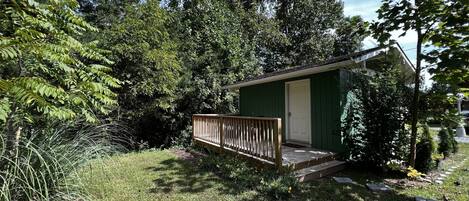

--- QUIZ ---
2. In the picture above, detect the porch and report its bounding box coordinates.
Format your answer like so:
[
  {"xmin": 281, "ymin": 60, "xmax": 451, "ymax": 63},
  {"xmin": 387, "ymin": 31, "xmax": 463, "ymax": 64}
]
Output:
[{"xmin": 192, "ymin": 114, "xmax": 345, "ymax": 178}]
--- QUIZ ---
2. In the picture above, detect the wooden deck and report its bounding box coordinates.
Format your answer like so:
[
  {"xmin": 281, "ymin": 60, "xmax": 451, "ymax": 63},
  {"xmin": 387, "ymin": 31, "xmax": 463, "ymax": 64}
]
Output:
[
  {"xmin": 192, "ymin": 114, "xmax": 339, "ymax": 171},
  {"xmin": 282, "ymin": 146, "xmax": 337, "ymax": 170}
]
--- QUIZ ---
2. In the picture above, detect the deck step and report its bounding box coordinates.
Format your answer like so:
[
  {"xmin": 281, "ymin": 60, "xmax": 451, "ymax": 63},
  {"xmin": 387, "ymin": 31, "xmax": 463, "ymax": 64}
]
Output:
[
  {"xmin": 285, "ymin": 153, "xmax": 337, "ymax": 170},
  {"xmin": 294, "ymin": 160, "xmax": 346, "ymax": 182}
]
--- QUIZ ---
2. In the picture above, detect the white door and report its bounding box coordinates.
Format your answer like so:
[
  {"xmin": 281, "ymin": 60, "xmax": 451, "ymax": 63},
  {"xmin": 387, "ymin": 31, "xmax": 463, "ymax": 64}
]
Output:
[{"xmin": 286, "ymin": 79, "xmax": 311, "ymax": 144}]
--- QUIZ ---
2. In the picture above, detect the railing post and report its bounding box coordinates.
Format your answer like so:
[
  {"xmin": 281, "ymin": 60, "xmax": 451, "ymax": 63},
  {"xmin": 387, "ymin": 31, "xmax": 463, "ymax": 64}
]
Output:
[
  {"xmin": 273, "ymin": 118, "xmax": 282, "ymax": 169},
  {"xmin": 192, "ymin": 115, "xmax": 195, "ymax": 141},
  {"xmin": 219, "ymin": 116, "xmax": 224, "ymax": 153}
]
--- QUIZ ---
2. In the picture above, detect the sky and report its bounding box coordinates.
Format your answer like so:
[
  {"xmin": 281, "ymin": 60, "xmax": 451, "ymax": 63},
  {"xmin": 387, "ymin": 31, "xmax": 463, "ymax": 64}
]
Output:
[{"xmin": 342, "ymin": 0, "xmax": 433, "ymax": 88}]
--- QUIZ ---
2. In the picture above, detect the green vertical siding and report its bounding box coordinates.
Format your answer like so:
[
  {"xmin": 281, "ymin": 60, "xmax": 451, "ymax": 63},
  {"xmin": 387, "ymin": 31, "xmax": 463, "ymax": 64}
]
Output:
[
  {"xmin": 239, "ymin": 81, "xmax": 286, "ymax": 140},
  {"xmin": 310, "ymin": 70, "xmax": 343, "ymax": 152},
  {"xmin": 239, "ymin": 70, "xmax": 344, "ymax": 152}
]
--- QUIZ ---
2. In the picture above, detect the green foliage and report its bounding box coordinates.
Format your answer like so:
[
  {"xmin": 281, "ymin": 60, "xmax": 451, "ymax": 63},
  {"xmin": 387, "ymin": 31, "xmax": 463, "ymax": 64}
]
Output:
[
  {"xmin": 441, "ymin": 110, "xmax": 465, "ymax": 128},
  {"xmin": 0, "ymin": 0, "xmax": 119, "ymax": 124},
  {"xmin": 101, "ymin": 0, "xmax": 180, "ymax": 113},
  {"xmin": 437, "ymin": 127, "xmax": 458, "ymax": 158},
  {"xmin": 78, "ymin": 0, "xmax": 368, "ymax": 148},
  {"xmin": 370, "ymin": 0, "xmax": 468, "ymax": 166},
  {"xmin": 449, "ymin": 128, "xmax": 458, "ymax": 154},
  {"xmin": 369, "ymin": 0, "xmax": 446, "ymax": 167},
  {"xmin": 340, "ymin": 89, "xmax": 366, "ymax": 161},
  {"xmin": 87, "ymin": 0, "xmax": 181, "ymax": 146},
  {"xmin": 437, "ymin": 128, "xmax": 452, "ymax": 158},
  {"xmin": 423, "ymin": 83, "xmax": 458, "ymax": 123},
  {"xmin": 341, "ymin": 64, "xmax": 411, "ymax": 169},
  {"xmin": 415, "ymin": 124, "xmax": 435, "ymax": 173},
  {"xmin": 0, "ymin": 98, "xmax": 11, "ymax": 122},
  {"xmin": 172, "ymin": 0, "xmax": 261, "ymax": 110},
  {"xmin": 198, "ymin": 153, "xmax": 299, "ymax": 200},
  {"xmin": 163, "ymin": 0, "xmax": 263, "ymax": 145},
  {"xmin": 369, "ymin": 0, "xmax": 448, "ymax": 46},
  {"xmin": 426, "ymin": 0, "xmax": 469, "ymax": 88},
  {"xmin": 266, "ymin": 0, "xmax": 366, "ymax": 72},
  {"xmin": 0, "ymin": 121, "xmax": 128, "ymax": 201},
  {"xmin": 80, "ymin": 0, "xmax": 272, "ymax": 147},
  {"xmin": 333, "ymin": 16, "xmax": 368, "ymax": 57}
]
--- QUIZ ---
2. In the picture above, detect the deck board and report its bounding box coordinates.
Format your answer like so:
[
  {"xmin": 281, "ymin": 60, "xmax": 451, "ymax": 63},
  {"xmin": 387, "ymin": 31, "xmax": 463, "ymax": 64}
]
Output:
[{"xmin": 281, "ymin": 145, "xmax": 336, "ymax": 166}]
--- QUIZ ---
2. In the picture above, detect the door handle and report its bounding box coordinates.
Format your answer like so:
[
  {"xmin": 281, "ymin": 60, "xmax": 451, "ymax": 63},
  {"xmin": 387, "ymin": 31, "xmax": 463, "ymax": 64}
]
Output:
[{"xmin": 288, "ymin": 112, "xmax": 291, "ymax": 116}]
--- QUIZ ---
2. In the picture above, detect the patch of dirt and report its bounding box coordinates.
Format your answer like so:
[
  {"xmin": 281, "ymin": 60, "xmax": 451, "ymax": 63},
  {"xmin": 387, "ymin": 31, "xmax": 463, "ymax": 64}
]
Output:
[
  {"xmin": 384, "ymin": 178, "xmax": 429, "ymax": 188},
  {"xmin": 170, "ymin": 148, "xmax": 205, "ymax": 163}
]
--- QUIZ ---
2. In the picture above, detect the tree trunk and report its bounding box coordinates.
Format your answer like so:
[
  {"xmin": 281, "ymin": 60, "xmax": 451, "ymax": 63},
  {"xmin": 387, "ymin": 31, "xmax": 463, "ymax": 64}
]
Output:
[
  {"xmin": 3, "ymin": 104, "xmax": 21, "ymax": 165},
  {"xmin": 409, "ymin": 28, "xmax": 423, "ymax": 168},
  {"xmin": 5, "ymin": 117, "xmax": 20, "ymax": 159}
]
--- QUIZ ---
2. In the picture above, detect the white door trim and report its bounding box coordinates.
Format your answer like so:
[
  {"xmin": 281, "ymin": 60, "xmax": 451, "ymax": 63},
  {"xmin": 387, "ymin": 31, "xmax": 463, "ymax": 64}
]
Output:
[{"xmin": 285, "ymin": 79, "xmax": 311, "ymax": 145}]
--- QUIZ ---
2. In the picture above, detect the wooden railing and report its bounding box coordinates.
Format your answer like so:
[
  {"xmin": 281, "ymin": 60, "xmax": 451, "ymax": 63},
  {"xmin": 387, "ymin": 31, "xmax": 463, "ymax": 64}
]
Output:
[{"xmin": 192, "ymin": 114, "xmax": 282, "ymax": 168}]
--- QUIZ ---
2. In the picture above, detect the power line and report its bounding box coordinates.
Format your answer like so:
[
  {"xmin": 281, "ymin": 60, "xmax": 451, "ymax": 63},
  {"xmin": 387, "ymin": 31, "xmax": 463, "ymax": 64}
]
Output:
[{"xmin": 403, "ymin": 47, "xmax": 417, "ymax": 51}]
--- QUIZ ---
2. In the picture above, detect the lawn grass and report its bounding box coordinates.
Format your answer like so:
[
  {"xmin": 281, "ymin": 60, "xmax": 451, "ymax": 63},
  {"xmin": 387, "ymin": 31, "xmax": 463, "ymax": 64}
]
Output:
[
  {"xmin": 79, "ymin": 145, "xmax": 469, "ymax": 201},
  {"xmin": 399, "ymin": 143, "xmax": 469, "ymax": 201},
  {"xmin": 78, "ymin": 150, "xmax": 261, "ymax": 201}
]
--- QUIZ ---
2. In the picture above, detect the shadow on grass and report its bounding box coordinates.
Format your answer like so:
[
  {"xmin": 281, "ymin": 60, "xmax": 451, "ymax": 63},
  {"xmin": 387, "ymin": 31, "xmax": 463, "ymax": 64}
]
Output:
[
  {"xmin": 145, "ymin": 155, "xmax": 417, "ymax": 201},
  {"xmin": 294, "ymin": 167, "xmax": 417, "ymax": 201},
  {"xmin": 145, "ymin": 157, "xmax": 262, "ymax": 201}
]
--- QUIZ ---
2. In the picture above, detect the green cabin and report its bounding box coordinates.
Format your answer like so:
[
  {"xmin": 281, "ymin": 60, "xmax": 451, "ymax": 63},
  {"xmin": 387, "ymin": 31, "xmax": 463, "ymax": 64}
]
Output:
[{"xmin": 224, "ymin": 44, "xmax": 415, "ymax": 153}]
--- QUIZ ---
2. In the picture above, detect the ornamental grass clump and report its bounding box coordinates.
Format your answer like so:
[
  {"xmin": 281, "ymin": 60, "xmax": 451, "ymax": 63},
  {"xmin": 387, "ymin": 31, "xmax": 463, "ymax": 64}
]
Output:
[{"xmin": 0, "ymin": 122, "xmax": 129, "ymax": 201}]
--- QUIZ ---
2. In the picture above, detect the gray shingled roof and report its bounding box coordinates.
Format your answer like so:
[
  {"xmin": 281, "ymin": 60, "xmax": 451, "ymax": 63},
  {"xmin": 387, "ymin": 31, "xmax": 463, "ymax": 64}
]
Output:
[
  {"xmin": 232, "ymin": 46, "xmax": 382, "ymax": 86},
  {"xmin": 225, "ymin": 43, "xmax": 414, "ymax": 89}
]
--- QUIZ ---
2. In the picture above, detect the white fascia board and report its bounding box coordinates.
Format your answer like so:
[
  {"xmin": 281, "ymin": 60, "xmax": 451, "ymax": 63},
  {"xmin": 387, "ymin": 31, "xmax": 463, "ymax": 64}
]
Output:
[
  {"xmin": 223, "ymin": 44, "xmax": 417, "ymax": 90},
  {"xmin": 352, "ymin": 47, "xmax": 388, "ymax": 63},
  {"xmin": 223, "ymin": 60, "xmax": 354, "ymax": 89},
  {"xmin": 391, "ymin": 43, "xmax": 416, "ymax": 73}
]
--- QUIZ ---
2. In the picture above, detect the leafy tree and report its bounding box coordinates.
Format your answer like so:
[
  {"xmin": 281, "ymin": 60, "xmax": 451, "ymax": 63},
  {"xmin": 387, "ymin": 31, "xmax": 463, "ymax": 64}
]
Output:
[
  {"xmin": 76, "ymin": 0, "xmax": 368, "ymax": 146},
  {"xmin": 333, "ymin": 16, "xmax": 368, "ymax": 57},
  {"xmin": 82, "ymin": 0, "xmax": 265, "ymax": 146},
  {"xmin": 233, "ymin": 1, "xmax": 289, "ymax": 74},
  {"xmin": 426, "ymin": 0, "xmax": 468, "ymax": 88},
  {"xmin": 167, "ymin": 0, "xmax": 262, "ymax": 144},
  {"xmin": 341, "ymin": 63, "xmax": 411, "ymax": 169},
  {"xmin": 77, "ymin": 0, "xmax": 138, "ymax": 29},
  {"xmin": 370, "ymin": 0, "xmax": 446, "ymax": 167},
  {"xmin": 273, "ymin": 0, "xmax": 343, "ymax": 70},
  {"xmin": 80, "ymin": 0, "xmax": 181, "ymax": 146},
  {"xmin": 0, "ymin": 0, "xmax": 119, "ymax": 155},
  {"xmin": 257, "ymin": 0, "xmax": 367, "ymax": 72}
]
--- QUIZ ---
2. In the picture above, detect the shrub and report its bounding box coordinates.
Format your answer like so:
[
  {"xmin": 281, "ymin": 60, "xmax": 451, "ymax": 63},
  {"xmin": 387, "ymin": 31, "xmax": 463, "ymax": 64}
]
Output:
[
  {"xmin": 198, "ymin": 154, "xmax": 299, "ymax": 200},
  {"xmin": 406, "ymin": 167, "xmax": 425, "ymax": 180},
  {"xmin": 0, "ymin": 122, "xmax": 128, "ymax": 201},
  {"xmin": 341, "ymin": 66, "xmax": 410, "ymax": 169},
  {"xmin": 341, "ymin": 89, "xmax": 367, "ymax": 162},
  {"xmin": 439, "ymin": 112, "xmax": 460, "ymax": 155},
  {"xmin": 449, "ymin": 128, "xmax": 458, "ymax": 154},
  {"xmin": 438, "ymin": 127, "xmax": 452, "ymax": 158},
  {"xmin": 415, "ymin": 125, "xmax": 435, "ymax": 173}
]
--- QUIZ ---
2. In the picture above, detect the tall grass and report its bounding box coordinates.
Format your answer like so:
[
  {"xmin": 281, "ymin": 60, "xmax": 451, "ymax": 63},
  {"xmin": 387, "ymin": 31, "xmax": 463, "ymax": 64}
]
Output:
[{"xmin": 0, "ymin": 121, "xmax": 130, "ymax": 200}]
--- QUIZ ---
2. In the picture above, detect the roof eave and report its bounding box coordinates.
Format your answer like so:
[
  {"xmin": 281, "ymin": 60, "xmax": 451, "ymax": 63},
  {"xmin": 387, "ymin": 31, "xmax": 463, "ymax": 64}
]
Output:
[
  {"xmin": 223, "ymin": 43, "xmax": 415, "ymax": 90},
  {"xmin": 392, "ymin": 43, "xmax": 416, "ymax": 73},
  {"xmin": 223, "ymin": 59, "xmax": 354, "ymax": 89}
]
